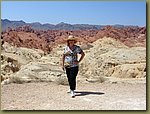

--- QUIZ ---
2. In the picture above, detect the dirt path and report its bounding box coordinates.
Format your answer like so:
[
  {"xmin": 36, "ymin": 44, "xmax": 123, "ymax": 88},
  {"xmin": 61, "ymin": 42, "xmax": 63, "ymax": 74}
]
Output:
[{"xmin": 1, "ymin": 81, "xmax": 146, "ymax": 110}]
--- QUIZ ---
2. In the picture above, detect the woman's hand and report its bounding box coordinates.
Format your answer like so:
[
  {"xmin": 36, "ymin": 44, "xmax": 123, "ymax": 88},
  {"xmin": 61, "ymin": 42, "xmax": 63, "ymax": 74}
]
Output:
[
  {"xmin": 62, "ymin": 65, "xmax": 65, "ymax": 71},
  {"xmin": 77, "ymin": 51, "xmax": 85, "ymax": 64},
  {"xmin": 73, "ymin": 61, "xmax": 79, "ymax": 65}
]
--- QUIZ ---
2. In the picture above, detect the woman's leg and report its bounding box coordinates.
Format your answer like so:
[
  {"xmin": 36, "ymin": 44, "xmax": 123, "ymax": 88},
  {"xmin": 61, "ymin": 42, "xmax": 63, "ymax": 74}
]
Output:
[
  {"xmin": 65, "ymin": 66, "xmax": 79, "ymax": 91},
  {"xmin": 65, "ymin": 67, "xmax": 71, "ymax": 90},
  {"xmin": 69, "ymin": 66, "xmax": 79, "ymax": 90}
]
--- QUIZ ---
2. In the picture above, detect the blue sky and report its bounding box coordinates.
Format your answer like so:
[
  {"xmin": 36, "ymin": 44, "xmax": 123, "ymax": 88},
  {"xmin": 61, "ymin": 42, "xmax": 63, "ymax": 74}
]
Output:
[{"xmin": 1, "ymin": 1, "xmax": 146, "ymax": 26}]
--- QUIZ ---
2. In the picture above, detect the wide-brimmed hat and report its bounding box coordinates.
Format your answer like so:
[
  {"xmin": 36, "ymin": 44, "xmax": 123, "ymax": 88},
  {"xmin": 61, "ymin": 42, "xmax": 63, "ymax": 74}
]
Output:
[{"xmin": 66, "ymin": 35, "xmax": 77, "ymax": 41}]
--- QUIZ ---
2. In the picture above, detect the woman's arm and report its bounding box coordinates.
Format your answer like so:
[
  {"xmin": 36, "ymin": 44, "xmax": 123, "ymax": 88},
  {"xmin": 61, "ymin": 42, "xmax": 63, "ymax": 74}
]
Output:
[
  {"xmin": 78, "ymin": 51, "xmax": 85, "ymax": 63},
  {"xmin": 61, "ymin": 54, "xmax": 65, "ymax": 70}
]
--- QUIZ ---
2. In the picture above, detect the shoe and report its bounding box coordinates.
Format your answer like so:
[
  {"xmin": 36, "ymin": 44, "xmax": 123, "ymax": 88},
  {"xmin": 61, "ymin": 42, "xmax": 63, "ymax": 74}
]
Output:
[
  {"xmin": 70, "ymin": 90, "xmax": 75, "ymax": 98},
  {"xmin": 67, "ymin": 90, "xmax": 71, "ymax": 94}
]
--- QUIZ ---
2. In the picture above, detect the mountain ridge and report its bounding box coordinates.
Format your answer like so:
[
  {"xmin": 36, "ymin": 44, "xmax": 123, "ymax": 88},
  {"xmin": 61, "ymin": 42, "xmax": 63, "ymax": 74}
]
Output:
[{"xmin": 2, "ymin": 19, "xmax": 140, "ymax": 31}]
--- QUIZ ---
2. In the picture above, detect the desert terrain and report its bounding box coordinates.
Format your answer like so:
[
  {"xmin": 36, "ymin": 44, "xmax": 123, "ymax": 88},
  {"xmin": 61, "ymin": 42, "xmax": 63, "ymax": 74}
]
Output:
[{"xmin": 1, "ymin": 25, "xmax": 146, "ymax": 110}]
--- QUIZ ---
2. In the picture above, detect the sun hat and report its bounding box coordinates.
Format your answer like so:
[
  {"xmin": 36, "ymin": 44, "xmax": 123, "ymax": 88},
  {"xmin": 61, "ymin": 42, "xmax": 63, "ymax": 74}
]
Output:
[{"xmin": 66, "ymin": 35, "xmax": 77, "ymax": 41}]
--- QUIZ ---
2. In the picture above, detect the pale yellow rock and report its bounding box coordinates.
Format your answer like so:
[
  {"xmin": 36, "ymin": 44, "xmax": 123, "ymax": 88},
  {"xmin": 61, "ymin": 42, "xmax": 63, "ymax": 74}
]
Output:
[{"xmin": 1, "ymin": 37, "xmax": 146, "ymax": 85}]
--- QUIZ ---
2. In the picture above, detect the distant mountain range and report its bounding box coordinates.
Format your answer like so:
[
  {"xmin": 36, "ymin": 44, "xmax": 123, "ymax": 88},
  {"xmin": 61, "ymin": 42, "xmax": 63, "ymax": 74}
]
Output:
[{"xmin": 1, "ymin": 19, "xmax": 139, "ymax": 31}]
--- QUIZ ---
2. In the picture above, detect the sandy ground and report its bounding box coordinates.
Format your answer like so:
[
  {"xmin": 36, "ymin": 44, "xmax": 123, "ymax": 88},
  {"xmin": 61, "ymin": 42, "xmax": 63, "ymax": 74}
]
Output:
[{"xmin": 1, "ymin": 81, "xmax": 146, "ymax": 110}]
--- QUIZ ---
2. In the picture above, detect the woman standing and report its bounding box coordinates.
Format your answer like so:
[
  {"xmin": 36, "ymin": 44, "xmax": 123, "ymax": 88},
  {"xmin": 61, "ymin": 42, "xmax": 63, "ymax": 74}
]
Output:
[{"xmin": 62, "ymin": 35, "xmax": 85, "ymax": 98}]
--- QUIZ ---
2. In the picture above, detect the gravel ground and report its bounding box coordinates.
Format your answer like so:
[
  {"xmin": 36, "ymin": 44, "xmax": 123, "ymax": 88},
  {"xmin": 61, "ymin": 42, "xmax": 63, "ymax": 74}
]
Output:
[{"xmin": 1, "ymin": 81, "xmax": 146, "ymax": 110}]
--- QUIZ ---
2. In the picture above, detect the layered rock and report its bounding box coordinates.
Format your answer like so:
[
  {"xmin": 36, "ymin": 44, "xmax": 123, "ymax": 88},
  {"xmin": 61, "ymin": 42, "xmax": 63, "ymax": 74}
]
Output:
[
  {"xmin": 2, "ymin": 30, "xmax": 51, "ymax": 53},
  {"xmin": 1, "ymin": 26, "xmax": 146, "ymax": 53},
  {"xmin": 1, "ymin": 43, "xmax": 46, "ymax": 84},
  {"xmin": 79, "ymin": 37, "xmax": 146, "ymax": 81},
  {"xmin": 1, "ymin": 25, "xmax": 146, "ymax": 85}
]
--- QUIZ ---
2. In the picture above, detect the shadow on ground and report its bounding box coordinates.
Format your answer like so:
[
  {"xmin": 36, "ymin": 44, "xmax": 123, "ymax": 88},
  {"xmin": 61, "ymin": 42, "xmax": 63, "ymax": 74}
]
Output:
[{"xmin": 75, "ymin": 91, "xmax": 104, "ymax": 96}]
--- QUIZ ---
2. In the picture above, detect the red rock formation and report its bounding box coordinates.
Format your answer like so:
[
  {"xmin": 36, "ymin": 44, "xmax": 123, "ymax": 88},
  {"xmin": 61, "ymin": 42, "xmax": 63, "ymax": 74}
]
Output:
[
  {"xmin": 1, "ymin": 25, "xmax": 146, "ymax": 53},
  {"xmin": 95, "ymin": 26, "xmax": 146, "ymax": 47}
]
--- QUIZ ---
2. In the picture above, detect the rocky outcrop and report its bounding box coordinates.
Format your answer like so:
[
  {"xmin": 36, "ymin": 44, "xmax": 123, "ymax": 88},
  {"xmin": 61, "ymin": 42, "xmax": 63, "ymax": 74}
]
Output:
[
  {"xmin": 1, "ymin": 24, "xmax": 146, "ymax": 85},
  {"xmin": 2, "ymin": 30, "xmax": 51, "ymax": 53},
  {"xmin": 1, "ymin": 54, "xmax": 21, "ymax": 82},
  {"xmin": 1, "ymin": 60, "xmax": 68, "ymax": 85},
  {"xmin": 1, "ymin": 25, "xmax": 146, "ymax": 53},
  {"xmin": 79, "ymin": 38, "xmax": 146, "ymax": 81},
  {"xmin": 1, "ymin": 43, "xmax": 46, "ymax": 84},
  {"xmin": 95, "ymin": 26, "xmax": 146, "ymax": 47}
]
